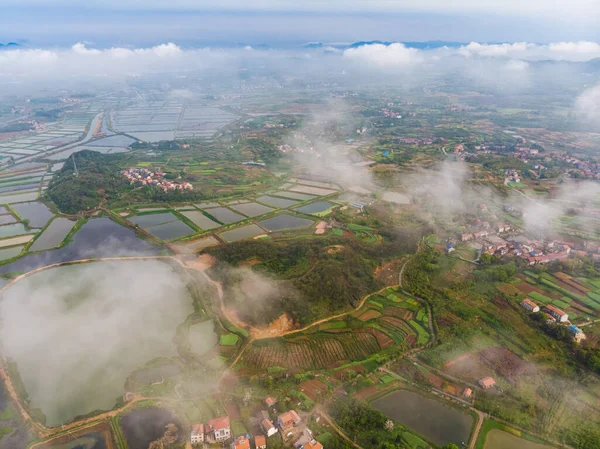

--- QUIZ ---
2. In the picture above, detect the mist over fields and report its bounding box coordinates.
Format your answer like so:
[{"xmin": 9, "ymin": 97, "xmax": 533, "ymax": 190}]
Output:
[{"xmin": 0, "ymin": 260, "xmax": 192, "ymax": 426}]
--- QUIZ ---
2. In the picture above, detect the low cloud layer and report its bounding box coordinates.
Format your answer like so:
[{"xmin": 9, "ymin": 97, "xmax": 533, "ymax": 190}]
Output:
[
  {"xmin": 343, "ymin": 43, "xmax": 423, "ymax": 68},
  {"xmin": 0, "ymin": 260, "xmax": 193, "ymax": 426},
  {"xmin": 576, "ymin": 82, "xmax": 600, "ymax": 126}
]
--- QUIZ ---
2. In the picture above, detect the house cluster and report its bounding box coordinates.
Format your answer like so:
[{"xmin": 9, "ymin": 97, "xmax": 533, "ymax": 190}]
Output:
[
  {"xmin": 380, "ymin": 108, "xmax": 402, "ymax": 119},
  {"xmin": 504, "ymin": 169, "xmax": 521, "ymax": 184},
  {"xmin": 520, "ymin": 298, "xmax": 586, "ymax": 342},
  {"xmin": 459, "ymin": 220, "xmax": 515, "ymax": 242},
  {"xmin": 121, "ymin": 167, "xmax": 193, "ymax": 192},
  {"xmin": 191, "ymin": 416, "xmax": 232, "ymax": 445},
  {"xmin": 399, "ymin": 137, "xmax": 435, "ymax": 145}
]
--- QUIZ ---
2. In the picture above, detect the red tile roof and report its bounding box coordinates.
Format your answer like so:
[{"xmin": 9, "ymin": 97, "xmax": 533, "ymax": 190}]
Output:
[
  {"xmin": 255, "ymin": 435, "xmax": 267, "ymax": 447},
  {"xmin": 208, "ymin": 416, "xmax": 230, "ymax": 431},
  {"xmin": 235, "ymin": 436, "xmax": 250, "ymax": 449}
]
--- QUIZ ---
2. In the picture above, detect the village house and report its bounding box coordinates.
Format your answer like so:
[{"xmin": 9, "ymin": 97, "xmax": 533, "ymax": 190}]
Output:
[
  {"xmin": 568, "ymin": 325, "xmax": 587, "ymax": 343},
  {"xmin": 265, "ymin": 397, "xmax": 278, "ymax": 408},
  {"xmin": 479, "ymin": 377, "xmax": 496, "ymax": 389},
  {"xmin": 544, "ymin": 305, "xmax": 569, "ymax": 323},
  {"xmin": 521, "ymin": 298, "xmax": 540, "ymax": 313},
  {"xmin": 232, "ymin": 435, "xmax": 251, "ymax": 449},
  {"xmin": 261, "ymin": 418, "xmax": 278, "ymax": 437},
  {"xmin": 255, "ymin": 435, "xmax": 267, "ymax": 449},
  {"xmin": 277, "ymin": 411, "xmax": 302, "ymax": 432},
  {"xmin": 191, "ymin": 424, "xmax": 205, "ymax": 445},
  {"xmin": 208, "ymin": 416, "xmax": 232, "ymax": 442},
  {"xmin": 462, "ymin": 388, "xmax": 472, "ymax": 398}
]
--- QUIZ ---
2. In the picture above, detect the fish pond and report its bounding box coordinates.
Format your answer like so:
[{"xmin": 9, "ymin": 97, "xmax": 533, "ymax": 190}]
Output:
[
  {"xmin": 230, "ymin": 202, "xmax": 274, "ymax": 217},
  {"xmin": 11, "ymin": 202, "xmax": 54, "ymax": 228},
  {"xmin": 272, "ymin": 191, "xmax": 316, "ymax": 201},
  {"xmin": 145, "ymin": 220, "xmax": 195, "ymax": 240},
  {"xmin": 371, "ymin": 390, "xmax": 473, "ymax": 447},
  {"xmin": 180, "ymin": 211, "xmax": 220, "ymax": 230},
  {"xmin": 258, "ymin": 214, "xmax": 314, "ymax": 231},
  {"xmin": 205, "ymin": 207, "xmax": 245, "ymax": 224},
  {"xmin": 188, "ymin": 319, "xmax": 219, "ymax": 354},
  {"xmin": 120, "ymin": 407, "xmax": 182, "ymax": 449},
  {"xmin": 0, "ymin": 191, "xmax": 39, "ymax": 204},
  {"xmin": 30, "ymin": 218, "xmax": 76, "ymax": 251},
  {"xmin": 0, "ymin": 217, "xmax": 157, "ymax": 274},
  {"xmin": 128, "ymin": 212, "xmax": 178, "ymax": 228},
  {"xmin": 0, "ymin": 223, "xmax": 33, "ymax": 239},
  {"xmin": 219, "ymin": 224, "xmax": 265, "ymax": 242},
  {"xmin": 256, "ymin": 196, "xmax": 300, "ymax": 208},
  {"xmin": 0, "ymin": 260, "xmax": 193, "ymax": 427},
  {"xmin": 296, "ymin": 201, "xmax": 335, "ymax": 215}
]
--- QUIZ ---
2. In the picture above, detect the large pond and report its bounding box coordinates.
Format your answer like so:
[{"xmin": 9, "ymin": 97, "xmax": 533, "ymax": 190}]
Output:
[
  {"xmin": 258, "ymin": 214, "xmax": 314, "ymax": 231},
  {"xmin": 11, "ymin": 202, "xmax": 54, "ymax": 228},
  {"xmin": 256, "ymin": 196, "xmax": 299, "ymax": 209},
  {"xmin": 219, "ymin": 224, "xmax": 264, "ymax": 242},
  {"xmin": 188, "ymin": 319, "xmax": 219, "ymax": 354},
  {"xmin": 120, "ymin": 407, "xmax": 182, "ymax": 449},
  {"xmin": 146, "ymin": 220, "xmax": 195, "ymax": 240},
  {"xmin": 0, "ymin": 260, "xmax": 193, "ymax": 427},
  {"xmin": 230, "ymin": 202, "xmax": 274, "ymax": 217},
  {"xmin": 205, "ymin": 207, "xmax": 245, "ymax": 224},
  {"xmin": 0, "ymin": 217, "xmax": 158, "ymax": 275},
  {"xmin": 296, "ymin": 201, "xmax": 335, "ymax": 214},
  {"xmin": 371, "ymin": 390, "xmax": 473, "ymax": 447},
  {"xmin": 29, "ymin": 218, "xmax": 76, "ymax": 251}
]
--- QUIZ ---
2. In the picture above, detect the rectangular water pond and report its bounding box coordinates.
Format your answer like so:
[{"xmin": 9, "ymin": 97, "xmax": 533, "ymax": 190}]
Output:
[
  {"xmin": 258, "ymin": 214, "xmax": 314, "ymax": 231},
  {"xmin": 272, "ymin": 191, "xmax": 316, "ymax": 201},
  {"xmin": 296, "ymin": 201, "xmax": 335, "ymax": 215},
  {"xmin": 0, "ymin": 223, "xmax": 33, "ymax": 239},
  {"xmin": 0, "ymin": 245, "xmax": 23, "ymax": 261},
  {"xmin": 219, "ymin": 224, "xmax": 265, "ymax": 242},
  {"xmin": 0, "ymin": 191, "xmax": 39, "ymax": 204},
  {"xmin": 288, "ymin": 185, "xmax": 338, "ymax": 196},
  {"xmin": 230, "ymin": 202, "xmax": 275, "ymax": 217},
  {"xmin": 11, "ymin": 202, "xmax": 54, "ymax": 228},
  {"xmin": 0, "ymin": 215, "xmax": 17, "ymax": 225},
  {"xmin": 204, "ymin": 207, "xmax": 245, "ymax": 224},
  {"xmin": 371, "ymin": 390, "xmax": 473, "ymax": 447},
  {"xmin": 193, "ymin": 202, "xmax": 221, "ymax": 209},
  {"xmin": 180, "ymin": 211, "xmax": 220, "ymax": 230},
  {"xmin": 145, "ymin": 220, "xmax": 195, "ymax": 240},
  {"xmin": 0, "ymin": 234, "xmax": 34, "ymax": 248},
  {"xmin": 30, "ymin": 218, "xmax": 77, "ymax": 251},
  {"xmin": 256, "ymin": 196, "xmax": 300, "ymax": 208},
  {"xmin": 128, "ymin": 212, "xmax": 178, "ymax": 228}
]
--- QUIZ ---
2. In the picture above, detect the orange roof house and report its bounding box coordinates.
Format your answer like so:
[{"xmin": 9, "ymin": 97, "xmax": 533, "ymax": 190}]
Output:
[
  {"xmin": 479, "ymin": 377, "xmax": 496, "ymax": 389},
  {"xmin": 234, "ymin": 436, "xmax": 251, "ymax": 449},
  {"xmin": 255, "ymin": 435, "xmax": 267, "ymax": 449}
]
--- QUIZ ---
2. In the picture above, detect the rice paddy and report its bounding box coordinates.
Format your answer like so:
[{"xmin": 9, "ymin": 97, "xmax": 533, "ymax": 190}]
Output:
[
  {"xmin": 11, "ymin": 202, "xmax": 54, "ymax": 228},
  {"xmin": 180, "ymin": 211, "xmax": 220, "ymax": 230},
  {"xmin": 256, "ymin": 195, "xmax": 300, "ymax": 208},
  {"xmin": 144, "ymin": 220, "xmax": 195, "ymax": 240},
  {"xmin": 296, "ymin": 201, "xmax": 335, "ymax": 215},
  {"xmin": 0, "ymin": 223, "xmax": 33, "ymax": 239}
]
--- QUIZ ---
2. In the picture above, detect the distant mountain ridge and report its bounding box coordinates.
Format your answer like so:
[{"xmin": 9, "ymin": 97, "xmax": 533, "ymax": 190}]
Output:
[
  {"xmin": 0, "ymin": 42, "xmax": 21, "ymax": 49},
  {"xmin": 303, "ymin": 40, "xmax": 466, "ymax": 50}
]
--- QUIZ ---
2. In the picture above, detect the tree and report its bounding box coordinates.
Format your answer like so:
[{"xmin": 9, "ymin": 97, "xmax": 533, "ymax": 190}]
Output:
[
  {"xmin": 384, "ymin": 420, "xmax": 394, "ymax": 432},
  {"xmin": 443, "ymin": 445, "xmax": 459, "ymax": 449}
]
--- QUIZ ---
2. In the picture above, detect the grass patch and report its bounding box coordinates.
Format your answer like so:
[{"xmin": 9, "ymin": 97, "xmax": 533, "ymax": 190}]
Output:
[{"xmin": 220, "ymin": 334, "xmax": 239, "ymax": 346}]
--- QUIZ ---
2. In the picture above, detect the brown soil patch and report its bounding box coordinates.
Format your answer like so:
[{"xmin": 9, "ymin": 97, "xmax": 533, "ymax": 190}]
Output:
[
  {"xmin": 427, "ymin": 373, "xmax": 444, "ymax": 389},
  {"xmin": 479, "ymin": 347, "xmax": 536, "ymax": 385},
  {"xmin": 384, "ymin": 306, "xmax": 413, "ymax": 320},
  {"xmin": 240, "ymin": 258, "xmax": 261, "ymax": 267},
  {"xmin": 405, "ymin": 335, "xmax": 417, "ymax": 347},
  {"xmin": 444, "ymin": 352, "xmax": 494, "ymax": 382},
  {"xmin": 381, "ymin": 316, "xmax": 405, "ymax": 326},
  {"xmin": 374, "ymin": 258, "xmax": 406, "ymax": 286},
  {"xmin": 185, "ymin": 253, "xmax": 217, "ymax": 272},
  {"xmin": 357, "ymin": 310, "xmax": 382, "ymax": 321},
  {"xmin": 299, "ymin": 379, "xmax": 327, "ymax": 401},
  {"xmin": 368, "ymin": 329, "xmax": 394, "ymax": 348},
  {"xmin": 327, "ymin": 245, "xmax": 344, "ymax": 254},
  {"xmin": 226, "ymin": 404, "xmax": 241, "ymax": 421},
  {"xmin": 515, "ymin": 282, "xmax": 561, "ymax": 299},
  {"xmin": 355, "ymin": 386, "xmax": 378, "ymax": 401}
]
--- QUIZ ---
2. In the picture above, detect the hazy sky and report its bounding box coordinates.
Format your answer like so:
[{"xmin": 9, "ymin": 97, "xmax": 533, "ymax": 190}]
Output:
[{"xmin": 0, "ymin": 0, "xmax": 598, "ymax": 46}]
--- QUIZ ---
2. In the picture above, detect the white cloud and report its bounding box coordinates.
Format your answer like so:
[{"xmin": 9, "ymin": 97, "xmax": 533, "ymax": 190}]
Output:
[
  {"xmin": 456, "ymin": 41, "xmax": 600, "ymax": 61},
  {"xmin": 576, "ymin": 83, "xmax": 600, "ymax": 125},
  {"xmin": 343, "ymin": 43, "xmax": 423, "ymax": 68}
]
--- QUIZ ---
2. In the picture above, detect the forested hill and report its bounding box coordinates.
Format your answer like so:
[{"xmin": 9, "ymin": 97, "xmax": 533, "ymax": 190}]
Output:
[{"xmin": 46, "ymin": 150, "xmax": 131, "ymax": 214}]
